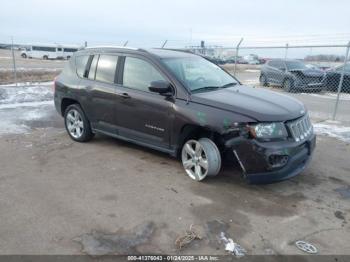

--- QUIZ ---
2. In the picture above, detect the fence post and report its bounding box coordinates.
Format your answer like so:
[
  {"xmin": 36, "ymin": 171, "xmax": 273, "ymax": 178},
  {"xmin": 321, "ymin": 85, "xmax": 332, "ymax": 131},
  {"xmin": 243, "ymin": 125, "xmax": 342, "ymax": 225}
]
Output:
[
  {"xmin": 332, "ymin": 41, "xmax": 350, "ymax": 120},
  {"xmin": 284, "ymin": 43, "xmax": 289, "ymax": 60},
  {"xmin": 123, "ymin": 40, "xmax": 128, "ymax": 47},
  {"xmin": 11, "ymin": 36, "xmax": 18, "ymax": 87},
  {"xmin": 234, "ymin": 38, "xmax": 243, "ymax": 76},
  {"xmin": 161, "ymin": 40, "xmax": 168, "ymax": 48}
]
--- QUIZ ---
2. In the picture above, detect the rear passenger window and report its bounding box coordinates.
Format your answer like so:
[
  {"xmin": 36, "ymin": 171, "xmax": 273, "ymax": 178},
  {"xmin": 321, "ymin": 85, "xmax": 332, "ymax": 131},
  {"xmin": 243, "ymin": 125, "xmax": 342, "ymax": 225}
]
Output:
[
  {"xmin": 88, "ymin": 55, "xmax": 99, "ymax": 80},
  {"xmin": 123, "ymin": 57, "xmax": 165, "ymax": 92},
  {"xmin": 95, "ymin": 55, "xmax": 118, "ymax": 84},
  {"xmin": 75, "ymin": 55, "xmax": 89, "ymax": 78}
]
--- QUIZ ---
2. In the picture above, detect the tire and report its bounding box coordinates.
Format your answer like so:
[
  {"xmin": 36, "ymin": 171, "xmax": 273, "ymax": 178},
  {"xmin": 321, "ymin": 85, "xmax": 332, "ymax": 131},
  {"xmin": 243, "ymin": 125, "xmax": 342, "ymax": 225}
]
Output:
[
  {"xmin": 181, "ymin": 138, "xmax": 221, "ymax": 181},
  {"xmin": 260, "ymin": 74, "xmax": 269, "ymax": 86},
  {"xmin": 43, "ymin": 55, "xmax": 48, "ymax": 60},
  {"xmin": 67, "ymin": 56, "xmax": 71, "ymax": 60},
  {"xmin": 64, "ymin": 104, "xmax": 94, "ymax": 142},
  {"xmin": 21, "ymin": 53, "xmax": 27, "ymax": 58},
  {"xmin": 283, "ymin": 78, "xmax": 294, "ymax": 92}
]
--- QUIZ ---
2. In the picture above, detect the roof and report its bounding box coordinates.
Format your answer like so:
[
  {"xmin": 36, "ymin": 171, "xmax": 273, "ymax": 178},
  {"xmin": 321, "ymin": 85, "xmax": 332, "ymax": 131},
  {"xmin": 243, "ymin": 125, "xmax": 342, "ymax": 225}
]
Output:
[
  {"xmin": 145, "ymin": 48, "xmax": 197, "ymax": 58},
  {"xmin": 81, "ymin": 46, "xmax": 197, "ymax": 58}
]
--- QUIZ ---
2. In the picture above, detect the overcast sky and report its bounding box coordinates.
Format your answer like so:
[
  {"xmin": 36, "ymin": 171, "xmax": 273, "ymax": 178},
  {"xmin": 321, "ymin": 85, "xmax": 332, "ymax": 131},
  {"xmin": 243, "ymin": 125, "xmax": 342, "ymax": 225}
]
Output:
[{"xmin": 1, "ymin": 0, "xmax": 350, "ymax": 48}]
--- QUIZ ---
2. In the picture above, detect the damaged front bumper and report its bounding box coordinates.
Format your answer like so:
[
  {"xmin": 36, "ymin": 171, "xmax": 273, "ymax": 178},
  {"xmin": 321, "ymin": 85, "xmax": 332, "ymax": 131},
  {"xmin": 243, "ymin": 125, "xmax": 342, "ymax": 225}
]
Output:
[{"xmin": 230, "ymin": 134, "xmax": 316, "ymax": 184}]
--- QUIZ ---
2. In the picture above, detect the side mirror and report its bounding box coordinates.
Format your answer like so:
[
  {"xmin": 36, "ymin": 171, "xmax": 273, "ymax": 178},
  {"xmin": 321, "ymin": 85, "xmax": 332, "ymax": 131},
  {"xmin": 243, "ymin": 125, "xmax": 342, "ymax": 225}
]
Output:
[{"xmin": 149, "ymin": 80, "xmax": 173, "ymax": 96}]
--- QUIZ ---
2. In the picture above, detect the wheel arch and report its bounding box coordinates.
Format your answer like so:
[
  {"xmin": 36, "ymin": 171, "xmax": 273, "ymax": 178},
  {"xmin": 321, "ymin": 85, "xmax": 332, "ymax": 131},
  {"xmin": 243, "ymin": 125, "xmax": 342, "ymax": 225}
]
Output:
[
  {"xmin": 61, "ymin": 97, "xmax": 81, "ymax": 116},
  {"xmin": 176, "ymin": 124, "xmax": 222, "ymax": 158}
]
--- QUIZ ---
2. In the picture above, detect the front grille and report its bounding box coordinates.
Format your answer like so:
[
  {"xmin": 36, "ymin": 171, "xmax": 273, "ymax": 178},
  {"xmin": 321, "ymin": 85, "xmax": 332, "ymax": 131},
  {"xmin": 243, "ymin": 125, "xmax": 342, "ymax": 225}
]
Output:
[
  {"xmin": 287, "ymin": 114, "xmax": 313, "ymax": 142},
  {"xmin": 301, "ymin": 76, "xmax": 323, "ymax": 85}
]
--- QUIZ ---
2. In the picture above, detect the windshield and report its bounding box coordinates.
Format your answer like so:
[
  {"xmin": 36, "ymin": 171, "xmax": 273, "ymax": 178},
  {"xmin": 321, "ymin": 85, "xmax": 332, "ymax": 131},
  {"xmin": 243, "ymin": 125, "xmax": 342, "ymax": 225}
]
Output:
[
  {"xmin": 286, "ymin": 61, "xmax": 308, "ymax": 70},
  {"xmin": 162, "ymin": 56, "xmax": 238, "ymax": 92}
]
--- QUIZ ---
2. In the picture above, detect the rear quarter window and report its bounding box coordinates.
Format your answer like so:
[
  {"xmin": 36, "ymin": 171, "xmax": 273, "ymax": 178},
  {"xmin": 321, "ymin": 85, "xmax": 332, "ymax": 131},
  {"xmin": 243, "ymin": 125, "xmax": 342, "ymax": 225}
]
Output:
[
  {"xmin": 75, "ymin": 55, "xmax": 89, "ymax": 78},
  {"xmin": 95, "ymin": 55, "xmax": 118, "ymax": 84}
]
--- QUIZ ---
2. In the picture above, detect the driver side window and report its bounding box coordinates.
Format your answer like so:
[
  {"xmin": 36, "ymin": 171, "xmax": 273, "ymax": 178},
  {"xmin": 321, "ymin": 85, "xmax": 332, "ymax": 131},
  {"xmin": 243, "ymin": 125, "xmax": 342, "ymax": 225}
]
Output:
[{"xmin": 123, "ymin": 57, "xmax": 165, "ymax": 92}]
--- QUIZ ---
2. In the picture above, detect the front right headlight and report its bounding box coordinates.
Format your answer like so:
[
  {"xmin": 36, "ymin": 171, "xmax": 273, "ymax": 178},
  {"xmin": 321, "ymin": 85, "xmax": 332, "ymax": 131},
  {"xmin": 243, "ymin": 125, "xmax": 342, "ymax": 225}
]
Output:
[{"xmin": 249, "ymin": 122, "xmax": 288, "ymax": 140}]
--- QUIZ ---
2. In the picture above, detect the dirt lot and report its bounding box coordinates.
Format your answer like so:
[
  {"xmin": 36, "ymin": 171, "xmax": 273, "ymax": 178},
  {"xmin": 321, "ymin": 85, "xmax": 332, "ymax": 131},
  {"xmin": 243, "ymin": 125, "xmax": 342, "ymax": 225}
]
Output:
[
  {"xmin": 0, "ymin": 49, "xmax": 63, "ymax": 84},
  {"xmin": 0, "ymin": 99, "xmax": 349, "ymax": 255}
]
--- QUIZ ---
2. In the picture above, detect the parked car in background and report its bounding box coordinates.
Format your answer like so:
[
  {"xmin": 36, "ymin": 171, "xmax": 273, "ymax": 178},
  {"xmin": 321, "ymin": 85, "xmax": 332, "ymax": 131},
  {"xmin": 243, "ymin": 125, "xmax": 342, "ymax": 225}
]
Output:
[
  {"xmin": 54, "ymin": 47, "xmax": 315, "ymax": 183},
  {"xmin": 324, "ymin": 63, "xmax": 350, "ymax": 92},
  {"xmin": 260, "ymin": 59, "xmax": 325, "ymax": 92},
  {"xmin": 20, "ymin": 44, "xmax": 80, "ymax": 60}
]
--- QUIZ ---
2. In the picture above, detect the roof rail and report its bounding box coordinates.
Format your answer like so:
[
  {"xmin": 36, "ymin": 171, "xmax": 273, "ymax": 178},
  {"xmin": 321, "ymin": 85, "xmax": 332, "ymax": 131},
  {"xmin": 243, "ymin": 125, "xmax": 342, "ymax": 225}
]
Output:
[{"xmin": 85, "ymin": 45, "xmax": 140, "ymax": 50}]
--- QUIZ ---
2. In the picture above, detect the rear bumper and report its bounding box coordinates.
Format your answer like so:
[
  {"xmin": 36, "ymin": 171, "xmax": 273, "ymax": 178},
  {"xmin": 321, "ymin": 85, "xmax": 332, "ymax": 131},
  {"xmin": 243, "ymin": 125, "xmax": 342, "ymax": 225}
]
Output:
[{"xmin": 233, "ymin": 134, "xmax": 316, "ymax": 184}]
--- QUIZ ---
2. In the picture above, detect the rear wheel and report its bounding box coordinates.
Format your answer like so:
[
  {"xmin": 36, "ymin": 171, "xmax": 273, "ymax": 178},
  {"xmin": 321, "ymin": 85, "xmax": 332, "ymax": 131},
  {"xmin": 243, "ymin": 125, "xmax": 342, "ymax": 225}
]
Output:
[
  {"xmin": 21, "ymin": 53, "xmax": 27, "ymax": 58},
  {"xmin": 43, "ymin": 55, "xmax": 48, "ymax": 60},
  {"xmin": 259, "ymin": 74, "xmax": 269, "ymax": 86},
  {"xmin": 181, "ymin": 138, "xmax": 221, "ymax": 181},
  {"xmin": 283, "ymin": 78, "xmax": 294, "ymax": 92},
  {"xmin": 64, "ymin": 104, "xmax": 94, "ymax": 142}
]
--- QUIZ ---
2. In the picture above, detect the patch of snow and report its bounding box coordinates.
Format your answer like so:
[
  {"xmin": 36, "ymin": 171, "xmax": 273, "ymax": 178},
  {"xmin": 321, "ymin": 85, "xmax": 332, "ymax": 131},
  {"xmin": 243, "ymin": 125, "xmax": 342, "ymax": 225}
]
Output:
[
  {"xmin": 313, "ymin": 120, "xmax": 350, "ymax": 143},
  {"xmin": 0, "ymin": 83, "xmax": 53, "ymax": 105},
  {"xmin": 220, "ymin": 232, "xmax": 246, "ymax": 257},
  {"xmin": 0, "ymin": 83, "xmax": 55, "ymax": 136}
]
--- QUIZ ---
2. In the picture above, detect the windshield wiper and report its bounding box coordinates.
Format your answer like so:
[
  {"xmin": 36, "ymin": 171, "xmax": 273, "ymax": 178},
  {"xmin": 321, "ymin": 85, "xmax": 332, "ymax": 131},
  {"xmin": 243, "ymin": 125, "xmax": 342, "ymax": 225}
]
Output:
[
  {"xmin": 191, "ymin": 82, "xmax": 237, "ymax": 93},
  {"xmin": 191, "ymin": 86, "xmax": 221, "ymax": 93},
  {"xmin": 220, "ymin": 82, "xmax": 237, "ymax": 89}
]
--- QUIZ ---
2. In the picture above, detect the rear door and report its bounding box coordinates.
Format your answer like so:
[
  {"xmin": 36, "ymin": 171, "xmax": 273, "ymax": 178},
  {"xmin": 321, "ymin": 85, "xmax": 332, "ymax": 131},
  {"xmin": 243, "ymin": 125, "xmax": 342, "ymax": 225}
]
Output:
[
  {"xmin": 115, "ymin": 55, "xmax": 173, "ymax": 148},
  {"xmin": 79, "ymin": 54, "xmax": 120, "ymax": 133}
]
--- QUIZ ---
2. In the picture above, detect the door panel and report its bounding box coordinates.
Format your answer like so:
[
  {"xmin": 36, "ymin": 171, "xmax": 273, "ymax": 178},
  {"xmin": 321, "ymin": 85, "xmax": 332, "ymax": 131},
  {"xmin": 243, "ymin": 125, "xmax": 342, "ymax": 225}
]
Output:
[
  {"xmin": 81, "ymin": 79, "xmax": 118, "ymax": 133},
  {"xmin": 115, "ymin": 56, "xmax": 173, "ymax": 148}
]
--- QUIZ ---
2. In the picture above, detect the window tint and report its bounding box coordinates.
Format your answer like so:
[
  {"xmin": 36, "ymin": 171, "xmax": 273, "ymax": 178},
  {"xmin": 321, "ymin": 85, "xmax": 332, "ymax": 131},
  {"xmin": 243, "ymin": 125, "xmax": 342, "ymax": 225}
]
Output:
[
  {"xmin": 336, "ymin": 64, "xmax": 350, "ymax": 72},
  {"xmin": 269, "ymin": 60, "xmax": 284, "ymax": 69},
  {"xmin": 57, "ymin": 48, "xmax": 62, "ymax": 51},
  {"xmin": 95, "ymin": 55, "xmax": 118, "ymax": 83},
  {"xmin": 123, "ymin": 57, "xmax": 165, "ymax": 91},
  {"xmin": 32, "ymin": 46, "xmax": 56, "ymax": 52},
  {"xmin": 88, "ymin": 55, "xmax": 99, "ymax": 80},
  {"xmin": 76, "ymin": 55, "xmax": 89, "ymax": 78}
]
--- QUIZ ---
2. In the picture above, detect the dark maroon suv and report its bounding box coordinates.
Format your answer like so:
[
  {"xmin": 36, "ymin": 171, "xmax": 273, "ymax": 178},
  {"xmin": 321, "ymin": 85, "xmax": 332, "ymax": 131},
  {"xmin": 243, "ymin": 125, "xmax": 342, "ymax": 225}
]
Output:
[{"xmin": 54, "ymin": 47, "xmax": 316, "ymax": 183}]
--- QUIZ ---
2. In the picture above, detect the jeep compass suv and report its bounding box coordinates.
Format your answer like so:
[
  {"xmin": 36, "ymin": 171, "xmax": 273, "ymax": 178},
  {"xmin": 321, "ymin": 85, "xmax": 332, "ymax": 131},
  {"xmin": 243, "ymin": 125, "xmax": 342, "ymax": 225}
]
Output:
[{"xmin": 54, "ymin": 47, "xmax": 316, "ymax": 183}]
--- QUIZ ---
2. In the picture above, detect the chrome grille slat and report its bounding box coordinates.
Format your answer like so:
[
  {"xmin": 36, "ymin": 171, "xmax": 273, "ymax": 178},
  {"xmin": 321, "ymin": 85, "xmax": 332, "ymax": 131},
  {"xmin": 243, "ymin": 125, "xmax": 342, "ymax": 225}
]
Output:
[{"xmin": 287, "ymin": 114, "xmax": 313, "ymax": 142}]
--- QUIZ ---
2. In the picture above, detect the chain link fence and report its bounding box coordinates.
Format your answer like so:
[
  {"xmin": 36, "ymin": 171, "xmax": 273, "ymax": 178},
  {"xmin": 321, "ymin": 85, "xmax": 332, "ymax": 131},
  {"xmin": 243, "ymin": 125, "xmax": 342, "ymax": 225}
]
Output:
[{"xmin": 189, "ymin": 43, "xmax": 350, "ymax": 122}]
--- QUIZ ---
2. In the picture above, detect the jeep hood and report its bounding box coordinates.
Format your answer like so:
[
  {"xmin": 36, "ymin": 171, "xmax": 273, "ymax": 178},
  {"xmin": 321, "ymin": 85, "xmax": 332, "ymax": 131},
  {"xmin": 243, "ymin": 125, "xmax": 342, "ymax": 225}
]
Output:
[{"xmin": 191, "ymin": 85, "xmax": 306, "ymax": 122}]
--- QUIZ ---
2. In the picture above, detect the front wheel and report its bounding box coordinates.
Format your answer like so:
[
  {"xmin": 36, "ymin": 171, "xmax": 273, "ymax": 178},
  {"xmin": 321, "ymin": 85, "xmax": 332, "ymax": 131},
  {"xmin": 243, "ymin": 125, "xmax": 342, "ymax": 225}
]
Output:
[
  {"xmin": 283, "ymin": 78, "xmax": 294, "ymax": 92},
  {"xmin": 259, "ymin": 74, "xmax": 269, "ymax": 86},
  {"xmin": 181, "ymin": 138, "xmax": 221, "ymax": 181},
  {"xmin": 21, "ymin": 53, "xmax": 27, "ymax": 58},
  {"xmin": 64, "ymin": 104, "xmax": 94, "ymax": 142}
]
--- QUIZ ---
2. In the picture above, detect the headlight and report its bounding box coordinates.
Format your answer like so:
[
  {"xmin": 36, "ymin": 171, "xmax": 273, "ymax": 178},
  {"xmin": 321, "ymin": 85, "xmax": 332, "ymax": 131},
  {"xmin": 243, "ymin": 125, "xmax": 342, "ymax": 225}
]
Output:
[{"xmin": 249, "ymin": 122, "xmax": 288, "ymax": 140}]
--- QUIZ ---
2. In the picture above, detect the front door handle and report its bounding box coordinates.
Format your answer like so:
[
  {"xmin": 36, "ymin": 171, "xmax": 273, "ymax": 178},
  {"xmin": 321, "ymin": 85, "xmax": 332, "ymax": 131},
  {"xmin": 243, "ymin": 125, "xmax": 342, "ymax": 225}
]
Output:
[{"xmin": 118, "ymin": 92, "xmax": 130, "ymax": 99}]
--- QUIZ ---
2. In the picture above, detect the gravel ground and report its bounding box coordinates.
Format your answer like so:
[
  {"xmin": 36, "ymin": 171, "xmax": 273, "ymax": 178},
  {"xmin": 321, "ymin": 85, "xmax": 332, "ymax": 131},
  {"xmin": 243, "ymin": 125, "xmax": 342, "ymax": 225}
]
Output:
[{"xmin": 0, "ymin": 83, "xmax": 349, "ymax": 255}]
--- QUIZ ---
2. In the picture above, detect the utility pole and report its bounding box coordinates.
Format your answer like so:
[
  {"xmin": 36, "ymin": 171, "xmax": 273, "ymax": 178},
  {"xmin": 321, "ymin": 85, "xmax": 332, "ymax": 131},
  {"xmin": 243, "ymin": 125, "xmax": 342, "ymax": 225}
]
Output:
[
  {"xmin": 11, "ymin": 36, "xmax": 18, "ymax": 86},
  {"xmin": 234, "ymin": 38, "xmax": 244, "ymax": 76}
]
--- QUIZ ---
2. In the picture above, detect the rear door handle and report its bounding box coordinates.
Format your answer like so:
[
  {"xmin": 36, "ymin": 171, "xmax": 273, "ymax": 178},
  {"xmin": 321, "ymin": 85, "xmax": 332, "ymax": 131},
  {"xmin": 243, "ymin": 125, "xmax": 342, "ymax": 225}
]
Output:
[{"xmin": 118, "ymin": 92, "xmax": 130, "ymax": 99}]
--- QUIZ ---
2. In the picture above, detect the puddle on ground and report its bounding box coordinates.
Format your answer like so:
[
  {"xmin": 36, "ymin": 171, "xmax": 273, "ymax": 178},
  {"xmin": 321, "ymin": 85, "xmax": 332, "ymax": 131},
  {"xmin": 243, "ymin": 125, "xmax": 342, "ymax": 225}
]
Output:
[
  {"xmin": 74, "ymin": 221, "xmax": 155, "ymax": 255},
  {"xmin": 334, "ymin": 186, "xmax": 350, "ymax": 199}
]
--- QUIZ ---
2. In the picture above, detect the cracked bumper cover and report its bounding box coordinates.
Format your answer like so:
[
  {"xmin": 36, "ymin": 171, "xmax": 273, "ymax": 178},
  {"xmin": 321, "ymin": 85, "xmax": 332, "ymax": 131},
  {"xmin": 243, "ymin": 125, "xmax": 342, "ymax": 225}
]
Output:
[{"xmin": 232, "ymin": 134, "xmax": 316, "ymax": 184}]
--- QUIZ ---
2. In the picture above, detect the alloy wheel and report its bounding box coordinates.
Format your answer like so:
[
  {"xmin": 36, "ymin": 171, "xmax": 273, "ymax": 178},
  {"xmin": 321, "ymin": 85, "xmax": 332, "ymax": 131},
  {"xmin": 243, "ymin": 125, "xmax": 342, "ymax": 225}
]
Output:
[
  {"xmin": 181, "ymin": 140, "xmax": 209, "ymax": 181},
  {"xmin": 66, "ymin": 109, "xmax": 84, "ymax": 139}
]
